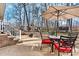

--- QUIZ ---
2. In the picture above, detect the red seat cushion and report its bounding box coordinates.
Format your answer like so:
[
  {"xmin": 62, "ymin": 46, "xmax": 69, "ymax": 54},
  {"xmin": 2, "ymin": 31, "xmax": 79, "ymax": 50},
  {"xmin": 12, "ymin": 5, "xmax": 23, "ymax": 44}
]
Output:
[
  {"xmin": 42, "ymin": 39, "xmax": 51, "ymax": 44},
  {"xmin": 54, "ymin": 43, "xmax": 71, "ymax": 53}
]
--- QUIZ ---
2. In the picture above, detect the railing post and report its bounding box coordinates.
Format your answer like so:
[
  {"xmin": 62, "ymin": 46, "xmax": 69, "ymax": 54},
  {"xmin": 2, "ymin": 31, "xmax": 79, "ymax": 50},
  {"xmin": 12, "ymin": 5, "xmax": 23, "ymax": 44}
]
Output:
[{"xmin": 20, "ymin": 30, "xmax": 21, "ymax": 40}]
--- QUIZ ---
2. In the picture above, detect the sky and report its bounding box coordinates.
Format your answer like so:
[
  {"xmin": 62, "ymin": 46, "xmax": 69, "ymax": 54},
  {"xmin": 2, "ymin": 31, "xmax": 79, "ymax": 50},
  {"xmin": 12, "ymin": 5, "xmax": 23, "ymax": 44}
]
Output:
[
  {"xmin": 4, "ymin": 4, "xmax": 16, "ymax": 23},
  {"xmin": 4, "ymin": 3, "xmax": 79, "ymax": 26}
]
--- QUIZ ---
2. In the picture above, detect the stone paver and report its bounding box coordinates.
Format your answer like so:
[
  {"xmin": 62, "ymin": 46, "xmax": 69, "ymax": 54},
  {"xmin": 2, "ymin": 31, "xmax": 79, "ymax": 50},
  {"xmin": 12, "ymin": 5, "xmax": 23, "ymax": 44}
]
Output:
[{"xmin": 0, "ymin": 35, "xmax": 79, "ymax": 56}]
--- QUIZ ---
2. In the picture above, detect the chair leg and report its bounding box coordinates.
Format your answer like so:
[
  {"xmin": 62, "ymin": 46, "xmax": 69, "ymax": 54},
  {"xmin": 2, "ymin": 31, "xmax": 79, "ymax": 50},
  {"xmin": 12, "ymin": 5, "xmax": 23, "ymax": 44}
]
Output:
[
  {"xmin": 58, "ymin": 50, "xmax": 60, "ymax": 56},
  {"xmin": 71, "ymin": 51, "xmax": 73, "ymax": 56},
  {"xmin": 31, "ymin": 46, "xmax": 34, "ymax": 50},
  {"xmin": 51, "ymin": 41, "xmax": 54, "ymax": 52},
  {"xmin": 74, "ymin": 45, "xmax": 76, "ymax": 52},
  {"xmin": 51, "ymin": 43, "xmax": 54, "ymax": 52},
  {"xmin": 40, "ymin": 44, "xmax": 43, "ymax": 50},
  {"xmin": 71, "ymin": 53, "xmax": 73, "ymax": 56},
  {"xmin": 48, "ymin": 44, "xmax": 51, "ymax": 52}
]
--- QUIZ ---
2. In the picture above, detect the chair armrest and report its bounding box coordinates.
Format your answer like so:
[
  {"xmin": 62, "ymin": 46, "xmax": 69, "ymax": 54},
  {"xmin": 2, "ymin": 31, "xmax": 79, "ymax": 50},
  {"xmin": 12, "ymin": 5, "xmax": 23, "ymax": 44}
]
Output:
[{"xmin": 60, "ymin": 35, "xmax": 76, "ymax": 39}]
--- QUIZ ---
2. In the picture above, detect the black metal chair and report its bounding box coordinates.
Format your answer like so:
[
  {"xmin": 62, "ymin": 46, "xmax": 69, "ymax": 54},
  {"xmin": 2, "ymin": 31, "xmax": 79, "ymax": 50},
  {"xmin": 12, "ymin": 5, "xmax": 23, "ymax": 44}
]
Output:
[
  {"xmin": 54, "ymin": 35, "xmax": 77, "ymax": 56},
  {"xmin": 68, "ymin": 32, "xmax": 78, "ymax": 52}
]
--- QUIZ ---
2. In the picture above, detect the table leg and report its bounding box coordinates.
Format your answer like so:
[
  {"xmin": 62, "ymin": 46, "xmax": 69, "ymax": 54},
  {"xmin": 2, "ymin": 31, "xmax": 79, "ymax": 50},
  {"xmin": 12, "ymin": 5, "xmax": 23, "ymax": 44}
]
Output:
[{"xmin": 51, "ymin": 41, "xmax": 54, "ymax": 52}]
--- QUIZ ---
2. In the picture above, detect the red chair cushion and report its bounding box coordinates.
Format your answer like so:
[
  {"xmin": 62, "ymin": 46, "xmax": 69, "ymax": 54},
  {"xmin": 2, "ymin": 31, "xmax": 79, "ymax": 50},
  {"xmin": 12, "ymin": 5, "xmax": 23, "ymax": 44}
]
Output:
[
  {"xmin": 54, "ymin": 43, "xmax": 71, "ymax": 53},
  {"xmin": 42, "ymin": 39, "xmax": 51, "ymax": 44}
]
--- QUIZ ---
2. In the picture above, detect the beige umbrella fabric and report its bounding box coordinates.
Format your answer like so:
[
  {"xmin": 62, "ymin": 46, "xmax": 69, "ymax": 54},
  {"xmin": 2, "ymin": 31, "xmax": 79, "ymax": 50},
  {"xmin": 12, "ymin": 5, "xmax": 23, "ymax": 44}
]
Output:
[
  {"xmin": 42, "ymin": 6, "xmax": 79, "ymax": 35},
  {"xmin": 42, "ymin": 6, "xmax": 79, "ymax": 20},
  {"xmin": 0, "ymin": 3, "xmax": 5, "ymax": 20}
]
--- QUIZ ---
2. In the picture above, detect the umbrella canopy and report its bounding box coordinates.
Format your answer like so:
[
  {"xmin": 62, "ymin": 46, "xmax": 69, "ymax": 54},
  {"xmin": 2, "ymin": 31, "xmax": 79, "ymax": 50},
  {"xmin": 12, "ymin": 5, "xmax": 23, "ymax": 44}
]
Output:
[
  {"xmin": 42, "ymin": 6, "xmax": 79, "ymax": 35},
  {"xmin": 42, "ymin": 6, "xmax": 79, "ymax": 20},
  {"xmin": 0, "ymin": 3, "xmax": 5, "ymax": 20}
]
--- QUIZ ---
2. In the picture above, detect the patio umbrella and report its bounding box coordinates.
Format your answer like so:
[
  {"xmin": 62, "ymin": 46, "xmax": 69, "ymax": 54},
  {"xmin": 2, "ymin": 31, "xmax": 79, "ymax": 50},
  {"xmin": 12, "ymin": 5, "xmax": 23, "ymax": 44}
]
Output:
[
  {"xmin": 42, "ymin": 6, "xmax": 79, "ymax": 35},
  {"xmin": 0, "ymin": 3, "xmax": 5, "ymax": 31},
  {"xmin": 0, "ymin": 3, "xmax": 5, "ymax": 20}
]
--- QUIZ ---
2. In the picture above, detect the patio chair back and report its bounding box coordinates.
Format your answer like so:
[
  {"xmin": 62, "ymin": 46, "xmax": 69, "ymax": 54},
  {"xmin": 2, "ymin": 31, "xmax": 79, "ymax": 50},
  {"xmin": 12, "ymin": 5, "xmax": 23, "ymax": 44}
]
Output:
[
  {"xmin": 68, "ymin": 32, "xmax": 78, "ymax": 37},
  {"xmin": 68, "ymin": 32, "xmax": 78, "ymax": 52},
  {"xmin": 55, "ymin": 35, "xmax": 77, "ymax": 56},
  {"xmin": 60, "ymin": 36, "xmax": 76, "ymax": 48}
]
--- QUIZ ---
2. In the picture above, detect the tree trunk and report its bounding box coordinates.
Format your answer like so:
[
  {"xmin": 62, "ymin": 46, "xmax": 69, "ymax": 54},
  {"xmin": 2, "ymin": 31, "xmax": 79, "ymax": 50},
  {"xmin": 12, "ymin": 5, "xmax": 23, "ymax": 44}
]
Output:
[{"xmin": 23, "ymin": 3, "xmax": 30, "ymax": 31}]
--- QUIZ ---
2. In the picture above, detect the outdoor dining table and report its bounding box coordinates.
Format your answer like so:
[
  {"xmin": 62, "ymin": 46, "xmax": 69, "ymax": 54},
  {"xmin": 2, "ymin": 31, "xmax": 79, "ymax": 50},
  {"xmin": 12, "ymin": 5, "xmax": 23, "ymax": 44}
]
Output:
[
  {"xmin": 48, "ymin": 35, "xmax": 60, "ymax": 52},
  {"xmin": 48, "ymin": 34, "xmax": 74, "ymax": 52}
]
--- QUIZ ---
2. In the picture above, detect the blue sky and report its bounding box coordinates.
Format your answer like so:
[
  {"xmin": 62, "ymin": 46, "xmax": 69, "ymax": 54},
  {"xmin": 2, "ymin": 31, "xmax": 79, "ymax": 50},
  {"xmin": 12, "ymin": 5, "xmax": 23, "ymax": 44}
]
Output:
[
  {"xmin": 4, "ymin": 4, "xmax": 16, "ymax": 23},
  {"xmin": 4, "ymin": 4, "xmax": 79, "ymax": 26}
]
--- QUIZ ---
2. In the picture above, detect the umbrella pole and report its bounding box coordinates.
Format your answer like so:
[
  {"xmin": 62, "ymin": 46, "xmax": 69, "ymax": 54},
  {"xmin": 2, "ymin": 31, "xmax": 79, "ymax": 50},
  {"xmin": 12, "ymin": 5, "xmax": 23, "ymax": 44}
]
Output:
[
  {"xmin": 56, "ymin": 20, "xmax": 59, "ymax": 36},
  {"xmin": 69, "ymin": 19, "xmax": 72, "ymax": 33},
  {"xmin": 70, "ymin": 19, "xmax": 72, "ymax": 33},
  {"xmin": 46, "ymin": 20, "xmax": 49, "ymax": 32},
  {"xmin": 55, "ymin": 20, "xmax": 57, "ymax": 36},
  {"xmin": 1, "ymin": 20, "xmax": 2, "ymax": 31},
  {"xmin": 56, "ymin": 10, "xmax": 59, "ymax": 36}
]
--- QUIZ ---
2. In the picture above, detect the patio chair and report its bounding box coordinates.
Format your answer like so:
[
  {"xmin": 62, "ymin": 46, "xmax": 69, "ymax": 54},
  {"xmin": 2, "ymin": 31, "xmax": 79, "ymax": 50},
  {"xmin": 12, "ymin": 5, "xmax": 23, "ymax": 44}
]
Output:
[
  {"xmin": 40, "ymin": 32, "xmax": 52, "ymax": 50},
  {"xmin": 40, "ymin": 31, "xmax": 57, "ymax": 50},
  {"xmin": 37, "ymin": 27, "xmax": 52, "ymax": 50},
  {"xmin": 68, "ymin": 32, "xmax": 78, "ymax": 52},
  {"xmin": 54, "ymin": 35, "xmax": 76, "ymax": 56},
  {"xmin": 40, "ymin": 38, "xmax": 52, "ymax": 50}
]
